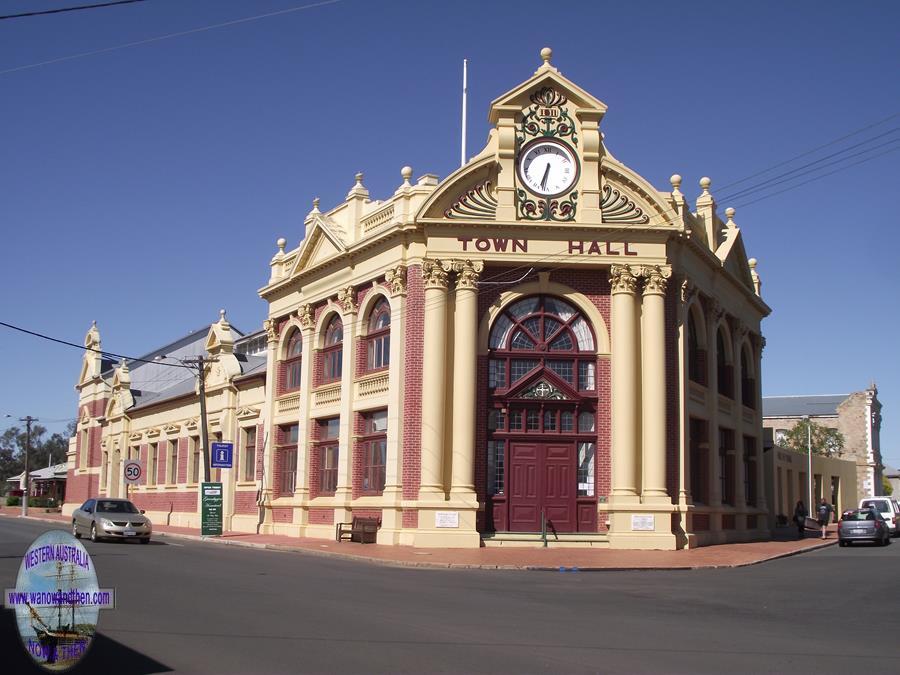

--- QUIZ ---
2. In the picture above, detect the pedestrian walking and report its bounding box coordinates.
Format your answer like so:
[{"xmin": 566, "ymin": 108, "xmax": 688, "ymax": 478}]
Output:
[
  {"xmin": 816, "ymin": 498, "xmax": 834, "ymax": 539},
  {"xmin": 793, "ymin": 500, "xmax": 808, "ymax": 539}
]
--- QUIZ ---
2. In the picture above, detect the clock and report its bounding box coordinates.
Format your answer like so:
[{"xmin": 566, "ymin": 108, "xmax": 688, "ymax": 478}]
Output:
[{"xmin": 517, "ymin": 139, "xmax": 579, "ymax": 198}]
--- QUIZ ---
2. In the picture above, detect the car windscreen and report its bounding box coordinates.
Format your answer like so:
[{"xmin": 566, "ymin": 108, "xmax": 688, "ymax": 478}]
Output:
[
  {"xmin": 98, "ymin": 501, "xmax": 139, "ymax": 513},
  {"xmin": 843, "ymin": 511, "xmax": 875, "ymax": 521},
  {"xmin": 861, "ymin": 500, "xmax": 888, "ymax": 512}
]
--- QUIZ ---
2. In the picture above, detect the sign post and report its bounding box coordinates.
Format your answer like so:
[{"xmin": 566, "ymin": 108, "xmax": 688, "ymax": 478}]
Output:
[
  {"xmin": 201, "ymin": 482, "xmax": 223, "ymax": 536},
  {"xmin": 210, "ymin": 442, "xmax": 233, "ymax": 469},
  {"xmin": 123, "ymin": 459, "xmax": 143, "ymax": 502}
]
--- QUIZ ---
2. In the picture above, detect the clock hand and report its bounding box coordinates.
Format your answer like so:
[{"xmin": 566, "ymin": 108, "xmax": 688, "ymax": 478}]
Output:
[{"xmin": 540, "ymin": 163, "xmax": 550, "ymax": 190}]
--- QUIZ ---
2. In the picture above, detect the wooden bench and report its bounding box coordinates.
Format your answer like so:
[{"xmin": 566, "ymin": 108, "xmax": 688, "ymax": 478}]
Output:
[{"xmin": 335, "ymin": 517, "xmax": 379, "ymax": 544}]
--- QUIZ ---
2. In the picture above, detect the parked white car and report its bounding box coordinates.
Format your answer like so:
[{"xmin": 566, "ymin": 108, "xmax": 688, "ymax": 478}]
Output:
[{"xmin": 859, "ymin": 497, "xmax": 900, "ymax": 536}]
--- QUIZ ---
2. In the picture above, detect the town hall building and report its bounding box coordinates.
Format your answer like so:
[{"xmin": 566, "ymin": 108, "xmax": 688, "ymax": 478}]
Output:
[{"xmin": 64, "ymin": 49, "xmax": 771, "ymax": 549}]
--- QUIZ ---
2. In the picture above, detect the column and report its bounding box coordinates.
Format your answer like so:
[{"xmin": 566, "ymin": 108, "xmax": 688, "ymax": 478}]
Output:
[
  {"xmin": 732, "ymin": 321, "xmax": 748, "ymax": 521},
  {"xmin": 259, "ymin": 318, "xmax": 280, "ymax": 528},
  {"xmin": 419, "ymin": 259, "xmax": 450, "ymax": 499},
  {"xmin": 610, "ymin": 264, "xmax": 640, "ymax": 503},
  {"xmin": 295, "ymin": 307, "xmax": 315, "ymax": 503},
  {"xmin": 450, "ymin": 259, "xmax": 483, "ymax": 497},
  {"xmin": 382, "ymin": 266, "xmax": 407, "ymax": 498},
  {"xmin": 706, "ymin": 302, "xmax": 723, "ymax": 533},
  {"xmin": 755, "ymin": 335, "xmax": 768, "ymax": 513},
  {"xmin": 641, "ymin": 266, "xmax": 670, "ymax": 503},
  {"xmin": 335, "ymin": 287, "xmax": 358, "ymax": 503}
]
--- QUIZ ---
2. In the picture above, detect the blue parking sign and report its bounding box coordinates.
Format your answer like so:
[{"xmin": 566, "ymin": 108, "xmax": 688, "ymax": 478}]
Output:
[{"xmin": 210, "ymin": 442, "xmax": 233, "ymax": 468}]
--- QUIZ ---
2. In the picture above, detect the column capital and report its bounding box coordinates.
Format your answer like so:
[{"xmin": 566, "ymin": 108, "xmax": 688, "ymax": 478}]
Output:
[
  {"xmin": 730, "ymin": 317, "xmax": 750, "ymax": 342},
  {"xmin": 384, "ymin": 264, "xmax": 408, "ymax": 297},
  {"xmin": 263, "ymin": 318, "xmax": 279, "ymax": 345},
  {"xmin": 641, "ymin": 265, "xmax": 671, "ymax": 296},
  {"xmin": 422, "ymin": 258, "xmax": 451, "ymax": 290},
  {"xmin": 295, "ymin": 304, "xmax": 314, "ymax": 331},
  {"xmin": 451, "ymin": 259, "xmax": 484, "ymax": 290},
  {"xmin": 707, "ymin": 298, "xmax": 725, "ymax": 326},
  {"xmin": 336, "ymin": 286, "xmax": 358, "ymax": 315},
  {"xmin": 609, "ymin": 264, "xmax": 638, "ymax": 294}
]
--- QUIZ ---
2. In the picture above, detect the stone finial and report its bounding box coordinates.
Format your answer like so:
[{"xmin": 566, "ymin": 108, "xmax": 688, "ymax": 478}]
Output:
[
  {"xmin": 312, "ymin": 197, "xmax": 320, "ymax": 213},
  {"xmin": 347, "ymin": 172, "xmax": 368, "ymax": 199},
  {"xmin": 540, "ymin": 47, "xmax": 552, "ymax": 64},
  {"xmin": 355, "ymin": 172, "xmax": 364, "ymax": 185},
  {"xmin": 748, "ymin": 257, "xmax": 757, "ymax": 270},
  {"xmin": 219, "ymin": 309, "xmax": 227, "ymax": 323},
  {"xmin": 670, "ymin": 174, "xmax": 682, "ymax": 192},
  {"xmin": 400, "ymin": 166, "xmax": 413, "ymax": 187},
  {"xmin": 725, "ymin": 207, "xmax": 736, "ymax": 227},
  {"xmin": 276, "ymin": 237, "xmax": 286, "ymax": 253},
  {"xmin": 699, "ymin": 177, "xmax": 711, "ymax": 194},
  {"xmin": 748, "ymin": 258, "xmax": 761, "ymax": 296}
]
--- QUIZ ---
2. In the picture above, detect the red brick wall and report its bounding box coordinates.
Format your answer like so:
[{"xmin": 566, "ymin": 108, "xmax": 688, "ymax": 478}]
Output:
[
  {"xmin": 351, "ymin": 411, "xmax": 364, "ymax": 499},
  {"xmin": 351, "ymin": 508, "xmax": 382, "ymax": 522},
  {"xmin": 693, "ymin": 513, "xmax": 710, "ymax": 531},
  {"xmin": 401, "ymin": 264, "xmax": 424, "ymax": 501},
  {"xmin": 272, "ymin": 507, "xmax": 293, "ymax": 523},
  {"xmin": 309, "ymin": 508, "xmax": 334, "ymax": 525},
  {"xmin": 402, "ymin": 509, "xmax": 418, "ymax": 528},
  {"xmin": 234, "ymin": 490, "xmax": 257, "ymax": 515},
  {"xmin": 130, "ymin": 490, "xmax": 198, "ymax": 513}
]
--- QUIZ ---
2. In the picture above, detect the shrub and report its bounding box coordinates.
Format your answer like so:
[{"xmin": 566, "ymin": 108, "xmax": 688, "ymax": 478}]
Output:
[{"xmin": 6, "ymin": 496, "xmax": 21, "ymax": 506}]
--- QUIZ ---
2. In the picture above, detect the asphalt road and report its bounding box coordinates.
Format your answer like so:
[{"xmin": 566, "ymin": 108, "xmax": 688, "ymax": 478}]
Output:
[{"xmin": 2, "ymin": 517, "xmax": 899, "ymax": 674}]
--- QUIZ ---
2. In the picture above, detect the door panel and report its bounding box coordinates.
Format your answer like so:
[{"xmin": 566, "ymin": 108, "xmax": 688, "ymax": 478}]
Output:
[
  {"xmin": 509, "ymin": 443, "xmax": 541, "ymax": 531},
  {"xmin": 544, "ymin": 443, "xmax": 576, "ymax": 532}
]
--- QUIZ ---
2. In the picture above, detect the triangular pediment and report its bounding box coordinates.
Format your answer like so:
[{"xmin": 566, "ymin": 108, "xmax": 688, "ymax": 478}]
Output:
[
  {"xmin": 717, "ymin": 227, "xmax": 755, "ymax": 291},
  {"xmin": 489, "ymin": 60, "xmax": 607, "ymax": 123},
  {"xmin": 507, "ymin": 367, "xmax": 578, "ymax": 401},
  {"xmin": 289, "ymin": 218, "xmax": 348, "ymax": 278}
]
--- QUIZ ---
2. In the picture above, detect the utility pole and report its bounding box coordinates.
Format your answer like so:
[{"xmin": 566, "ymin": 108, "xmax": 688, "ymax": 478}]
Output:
[
  {"xmin": 19, "ymin": 416, "xmax": 38, "ymax": 517},
  {"xmin": 181, "ymin": 355, "xmax": 218, "ymax": 484},
  {"xmin": 804, "ymin": 415, "xmax": 813, "ymax": 511}
]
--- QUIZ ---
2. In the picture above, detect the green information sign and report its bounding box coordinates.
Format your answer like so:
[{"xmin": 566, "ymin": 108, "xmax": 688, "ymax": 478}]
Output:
[{"xmin": 201, "ymin": 482, "xmax": 223, "ymax": 536}]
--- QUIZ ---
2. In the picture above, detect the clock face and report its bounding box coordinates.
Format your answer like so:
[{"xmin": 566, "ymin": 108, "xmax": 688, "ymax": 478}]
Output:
[{"xmin": 517, "ymin": 139, "xmax": 579, "ymax": 197}]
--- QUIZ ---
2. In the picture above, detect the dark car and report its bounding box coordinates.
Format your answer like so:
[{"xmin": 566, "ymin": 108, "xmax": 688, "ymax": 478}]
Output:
[
  {"xmin": 838, "ymin": 508, "xmax": 891, "ymax": 547},
  {"xmin": 72, "ymin": 498, "xmax": 152, "ymax": 544}
]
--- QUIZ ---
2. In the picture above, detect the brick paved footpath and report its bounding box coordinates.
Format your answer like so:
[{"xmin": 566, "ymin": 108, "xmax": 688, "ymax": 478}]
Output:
[{"xmin": 0, "ymin": 507, "xmax": 838, "ymax": 571}]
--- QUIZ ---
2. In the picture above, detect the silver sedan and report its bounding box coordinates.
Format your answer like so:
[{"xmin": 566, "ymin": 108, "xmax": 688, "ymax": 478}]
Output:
[{"xmin": 72, "ymin": 498, "xmax": 152, "ymax": 544}]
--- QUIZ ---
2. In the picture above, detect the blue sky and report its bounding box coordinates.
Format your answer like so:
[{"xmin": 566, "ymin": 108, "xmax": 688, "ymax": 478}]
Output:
[{"xmin": 1, "ymin": 1, "xmax": 898, "ymax": 468}]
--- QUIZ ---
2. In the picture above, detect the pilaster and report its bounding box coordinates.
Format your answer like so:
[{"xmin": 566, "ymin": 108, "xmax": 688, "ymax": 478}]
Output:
[
  {"xmin": 640, "ymin": 265, "xmax": 671, "ymax": 505},
  {"xmin": 335, "ymin": 288, "xmax": 358, "ymax": 526},
  {"xmin": 609, "ymin": 264, "xmax": 640, "ymax": 504}
]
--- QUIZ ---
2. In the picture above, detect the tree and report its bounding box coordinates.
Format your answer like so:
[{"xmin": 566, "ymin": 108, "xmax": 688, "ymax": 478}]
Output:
[
  {"xmin": 784, "ymin": 419, "xmax": 845, "ymax": 458},
  {"xmin": 884, "ymin": 476, "xmax": 894, "ymax": 496},
  {"xmin": 0, "ymin": 421, "xmax": 76, "ymax": 485}
]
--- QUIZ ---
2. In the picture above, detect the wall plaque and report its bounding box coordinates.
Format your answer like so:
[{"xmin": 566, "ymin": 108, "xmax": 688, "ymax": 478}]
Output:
[
  {"xmin": 631, "ymin": 514, "xmax": 655, "ymax": 531},
  {"xmin": 435, "ymin": 511, "xmax": 459, "ymax": 528}
]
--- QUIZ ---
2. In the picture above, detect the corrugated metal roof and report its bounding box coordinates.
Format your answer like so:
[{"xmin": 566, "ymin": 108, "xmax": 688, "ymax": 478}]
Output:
[{"xmin": 762, "ymin": 395, "xmax": 847, "ymax": 418}]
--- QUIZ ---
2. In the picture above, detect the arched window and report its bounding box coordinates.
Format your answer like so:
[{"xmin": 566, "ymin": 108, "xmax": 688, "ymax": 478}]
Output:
[
  {"xmin": 322, "ymin": 315, "xmax": 343, "ymax": 383},
  {"xmin": 687, "ymin": 311, "xmax": 706, "ymax": 385},
  {"xmin": 283, "ymin": 331, "xmax": 303, "ymax": 392},
  {"xmin": 740, "ymin": 345, "xmax": 755, "ymax": 409},
  {"xmin": 716, "ymin": 329, "xmax": 733, "ymax": 398},
  {"xmin": 366, "ymin": 298, "xmax": 391, "ymax": 371}
]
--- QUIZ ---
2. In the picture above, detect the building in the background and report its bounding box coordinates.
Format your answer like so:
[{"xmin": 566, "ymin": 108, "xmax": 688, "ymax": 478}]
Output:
[
  {"xmin": 762, "ymin": 385, "xmax": 883, "ymax": 499},
  {"xmin": 63, "ymin": 49, "xmax": 771, "ymax": 549}
]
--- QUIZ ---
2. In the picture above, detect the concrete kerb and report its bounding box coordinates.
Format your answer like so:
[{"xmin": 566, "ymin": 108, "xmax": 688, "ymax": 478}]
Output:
[{"xmin": 3, "ymin": 511, "xmax": 839, "ymax": 572}]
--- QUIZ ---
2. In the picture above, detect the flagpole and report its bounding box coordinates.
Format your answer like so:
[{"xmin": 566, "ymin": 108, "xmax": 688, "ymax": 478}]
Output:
[{"xmin": 460, "ymin": 58, "xmax": 468, "ymax": 167}]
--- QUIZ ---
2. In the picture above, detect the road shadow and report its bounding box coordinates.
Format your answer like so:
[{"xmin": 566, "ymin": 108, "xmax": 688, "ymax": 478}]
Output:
[{"xmin": 1, "ymin": 609, "xmax": 172, "ymax": 674}]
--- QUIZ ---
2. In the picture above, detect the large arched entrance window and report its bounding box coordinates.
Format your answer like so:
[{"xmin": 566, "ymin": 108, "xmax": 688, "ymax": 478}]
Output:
[{"xmin": 486, "ymin": 295, "xmax": 598, "ymax": 534}]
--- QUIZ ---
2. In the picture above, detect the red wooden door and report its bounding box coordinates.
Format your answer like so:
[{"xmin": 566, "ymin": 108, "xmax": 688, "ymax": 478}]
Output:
[
  {"xmin": 544, "ymin": 443, "xmax": 576, "ymax": 532},
  {"xmin": 508, "ymin": 442, "xmax": 541, "ymax": 532}
]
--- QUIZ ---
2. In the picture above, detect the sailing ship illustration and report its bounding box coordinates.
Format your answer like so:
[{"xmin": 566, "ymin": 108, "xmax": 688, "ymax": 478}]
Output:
[{"xmin": 23, "ymin": 559, "xmax": 93, "ymax": 668}]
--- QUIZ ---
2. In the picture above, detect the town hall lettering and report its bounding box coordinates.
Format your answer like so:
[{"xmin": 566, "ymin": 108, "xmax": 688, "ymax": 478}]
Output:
[{"xmin": 456, "ymin": 237, "xmax": 637, "ymax": 256}]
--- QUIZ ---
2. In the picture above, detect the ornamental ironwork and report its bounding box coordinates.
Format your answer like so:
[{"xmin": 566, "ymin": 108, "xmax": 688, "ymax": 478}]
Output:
[
  {"xmin": 518, "ymin": 87, "xmax": 577, "ymax": 146},
  {"xmin": 445, "ymin": 180, "xmax": 497, "ymax": 220},
  {"xmin": 517, "ymin": 189, "xmax": 578, "ymax": 222},
  {"xmin": 601, "ymin": 184, "xmax": 649, "ymax": 224}
]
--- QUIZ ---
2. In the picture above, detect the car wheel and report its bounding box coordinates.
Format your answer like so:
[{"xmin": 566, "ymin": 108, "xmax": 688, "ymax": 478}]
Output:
[
  {"xmin": 140, "ymin": 537, "xmax": 150, "ymax": 545},
  {"xmin": 72, "ymin": 521, "xmax": 81, "ymax": 539},
  {"xmin": 90, "ymin": 523, "xmax": 99, "ymax": 543},
  {"xmin": 839, "ymin": 540, "xmax": 847, "ymax": 547}
]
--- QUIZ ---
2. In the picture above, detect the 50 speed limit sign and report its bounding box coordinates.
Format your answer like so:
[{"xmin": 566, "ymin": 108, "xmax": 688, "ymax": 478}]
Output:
[{"xmin": 123, "ymin": 459, "xmax": 144, "ymax": 485}]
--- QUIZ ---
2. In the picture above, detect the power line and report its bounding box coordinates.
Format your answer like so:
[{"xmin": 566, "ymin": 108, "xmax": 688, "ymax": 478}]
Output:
[
  {"xmin": 0, "ymin": 320, "xmax": 193, "ymax": 369},
  {"xmin": 0, "ymin": 0, "xmax": 343, "ymax": 75},
  {"xmin": 0, "ymin": 0, "xmax": 148, "ymax": 21}
]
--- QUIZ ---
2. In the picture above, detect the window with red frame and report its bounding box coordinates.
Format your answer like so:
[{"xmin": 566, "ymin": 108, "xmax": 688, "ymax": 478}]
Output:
[
  {"xmin": 318, "ymin": 417, "xmax": 339, "ymax": 494},
  {"xmin": 322, "ymin": 315, "xmax": 343, "ymax": 383},
  {"xmin": 283, "ymin": 331, "xmax": 302, "ymax": 391},
  {"xmin": 366, "ymin": 298, "xmax": 391, "ymax": 371},
  {"xmin": 279, "ymin": 424, "xmax": 298, "ymax": 496},
  {"xmin": 361, "ymin": 410, "xmax": 387, "ymax": 493}
]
